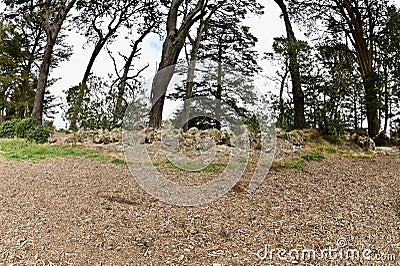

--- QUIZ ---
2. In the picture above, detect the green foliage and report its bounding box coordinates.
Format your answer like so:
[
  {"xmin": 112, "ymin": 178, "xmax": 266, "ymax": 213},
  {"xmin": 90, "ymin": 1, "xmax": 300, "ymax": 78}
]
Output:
[
  {"xmin": 278, "ymin": 158, "xmax": 304, "ymax": 169},
  {"xmin": 64, "ymin": 79, "xmax": 114, "ymax": 130},
  {"xmin": 0, "ymin": 118, "xmax": 52, "ymax": 144},
  {"xmin": 0, "ymin": 118, "xmax": 20, "ymax": 138},
  {"xmin": 0, "ymin": 16, "xmax": 63, "ymax": 121},
  {"xmin": 27, "ymin": 126, "xmax": 50, "ymax": 144},
  {"xmin": 301, "ymin": 151, "xmax": 326, "ymax": 161},
  {"xmin": 14, "ymin": 117, "xmax": 39, "ymax": 138}
]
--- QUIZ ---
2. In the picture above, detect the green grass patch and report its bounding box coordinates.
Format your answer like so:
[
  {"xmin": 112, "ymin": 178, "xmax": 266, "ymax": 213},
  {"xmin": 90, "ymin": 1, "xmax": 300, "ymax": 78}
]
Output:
[
  {"xmin": 152, "ymin": 158, "xmax": 228, "ymax": 173},
  {"xmin": 200, "ymin": 163, "xmax": 228, "ymax": 172},
  {"xmin": 301, "ymin": 151, "xmax": 326, "ymax": 161},
  {"xmin": 110, "ymin": 158, "xmax": 127, "ymax": 165},
  {"xmin": 0, "ymin": 138, "xmax": 113, "ymax": 162},
  {"xmin": 342, "ymin": 151, "xmax": 376, "ymax": 159},
  {"xmin": 278, "ymin": 158, "xmax": 305, "ymax": 169}
]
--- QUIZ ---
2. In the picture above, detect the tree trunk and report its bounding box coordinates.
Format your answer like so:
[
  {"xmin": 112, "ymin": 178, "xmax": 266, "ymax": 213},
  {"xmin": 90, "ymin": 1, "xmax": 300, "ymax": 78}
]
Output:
[
  {"xmin": 278, "ymin": 62, "xmax": 289, "ymax": 127},
  {"xmin": 148, "ymin": 0, "xmax": 205, "ymax": 128},
  {"xmin": 353, "ymin": 86, "xmax": 358, "ymax": 130},
  {"xmin": 383, "ymin": 65, "xmax": 389, "ymax": 132},
  {"xmin": 149, "ymin": 39, "xmax": 180, "ymax": 128},
  {"xmin": 364, "ymin": 72, "xmax": 380, "ymax": 137},
  {"xmin": 181, "ymin": 4, "xmax": 220, "ymax": 131},
  {"xmin": 215, "ymin": 42, "xmax": 223, "ymax": 130},
  {"xmin": 113, "ymin": 58, "xmax": 132, "ymax": 128},
  {"xmin": 339, "ymin": 0, "xmax": 380, "ymax": 137},
  {"xmin": 182, "ymin": 19, "xmax": 209, "ymax": 131},
  {"xmin": 32, "ymin": 40, "xmax": 55, "ymax": 124},
  {"xmin": 112, "ymin": 50, "xmax": 137, "ymax": 127},
  {"xmin": 274, "ymin": 0, "xmax": 305, "ymax": 129},
  {"xmin": 182, "ymin": 64, "xmax": 195, "ymax": 131}
]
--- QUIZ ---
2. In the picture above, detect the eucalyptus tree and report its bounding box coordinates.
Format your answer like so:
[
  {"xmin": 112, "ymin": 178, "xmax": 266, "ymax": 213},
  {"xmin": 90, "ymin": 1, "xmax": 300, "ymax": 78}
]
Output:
[
  {"xmin": 34, "ymin": 0, "xmax": 77, "ymax": 124},
  {"xmin": 0, "ymin": 6, "xmax": 43, "ymax": 120},
  {"xmin": 180, "ymin": 1, "xmax": 223, "ymax": 131},
  {"xmin": 306, "ymin": 42, "xmax": 363, "ymax": 134},
  {"xmin": 197, "ymin": 2, "xmax": 263, "ymax": 130},
  {"xmin": 0, "ymin": 21, "xmax": 26, "ymax": 121}
]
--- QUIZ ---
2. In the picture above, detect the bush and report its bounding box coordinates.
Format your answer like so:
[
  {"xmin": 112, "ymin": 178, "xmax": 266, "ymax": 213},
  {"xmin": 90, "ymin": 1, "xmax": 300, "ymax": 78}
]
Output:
[
  {"xmin": 0, "ymin": 118, "xmax": 20, "ymax": 138},
  {"xmin": 15, "ymin": 118, "xmax": 39, "ymax": 138},
  {"xmin": 27, "ymin": 126, "xmax": 50, "ymax": 144}
]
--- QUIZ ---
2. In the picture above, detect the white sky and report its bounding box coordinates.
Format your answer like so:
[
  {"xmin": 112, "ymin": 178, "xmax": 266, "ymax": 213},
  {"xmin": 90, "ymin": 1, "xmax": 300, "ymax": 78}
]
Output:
[{"xmin": 50, "ymin": 0, "xmax": 400, "ymax": 129}]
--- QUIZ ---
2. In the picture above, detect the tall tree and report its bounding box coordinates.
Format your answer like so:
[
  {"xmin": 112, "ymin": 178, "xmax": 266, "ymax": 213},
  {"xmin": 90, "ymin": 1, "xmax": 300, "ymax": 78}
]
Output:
[
  {"xmin": 273, "ymin": 0, "xmax": 305, "ymax": 129},
  {"xmin": 289, "ymin": 0, "xmax": 389, "ymax": 137},
  {"xmin": 169, "ymin": 1, "xmax": 263, "ymax": 131},
  {"xmin": 376, "ymin": 5, "xmax": 400, "ymax": 133},
  {"xmin": 148, "ymin": 0, "xmax": 205, "ymax": 128},
  {"xmin": 181, "ymin": 2, "xmax": 222, "ymax": 131},
  {"xmin": 199, "ymin": 3, "xmax": 262, "ymax": 130},
  {"xmin": 1, "ymin": 0, "xmax": 71, "ymax": 122},
  {"xmin": 29, "ymin": 0, "xmax": 77, "ymax": 124}
]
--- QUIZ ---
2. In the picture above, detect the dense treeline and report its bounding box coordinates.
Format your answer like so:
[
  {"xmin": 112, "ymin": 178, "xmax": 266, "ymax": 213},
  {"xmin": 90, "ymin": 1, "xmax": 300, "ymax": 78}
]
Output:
[{"xmin": 0, "ymin": 0, "xmax": 399, "ymax": 140}]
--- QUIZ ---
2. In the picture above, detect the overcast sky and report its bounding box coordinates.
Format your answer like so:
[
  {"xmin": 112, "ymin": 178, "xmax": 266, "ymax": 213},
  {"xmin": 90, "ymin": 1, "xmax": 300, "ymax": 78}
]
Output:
[{"xmin": 50, "ymin": 1, "xmax": 400, "ymax": 129}]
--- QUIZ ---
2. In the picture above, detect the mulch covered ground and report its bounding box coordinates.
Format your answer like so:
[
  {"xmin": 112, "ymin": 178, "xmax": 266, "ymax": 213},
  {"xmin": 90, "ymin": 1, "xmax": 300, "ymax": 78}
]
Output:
[{"xmin": 0, "ymin": 153, "xmax": 399, "ymax": 265}]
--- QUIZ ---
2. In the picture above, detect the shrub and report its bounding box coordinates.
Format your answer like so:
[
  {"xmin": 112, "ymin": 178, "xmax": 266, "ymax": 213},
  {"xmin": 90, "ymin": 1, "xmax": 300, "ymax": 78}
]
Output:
[
  {"xmin": 27, "ymin": 126, "xmax": 50, "ymax": 144},
  {"xmin": 0, "ymin": 118, "xmax": 20, "ymax": 138},
  {"xmin": 15, "ymin": 118, "xmax": 39, "ymax": 138}
]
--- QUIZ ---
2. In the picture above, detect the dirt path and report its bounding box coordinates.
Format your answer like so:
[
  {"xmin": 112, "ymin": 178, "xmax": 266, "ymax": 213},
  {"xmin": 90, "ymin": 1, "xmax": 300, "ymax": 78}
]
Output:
[{"xmin": 0, "ymin": 154, "xmax": 399, "ymax": 265}]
